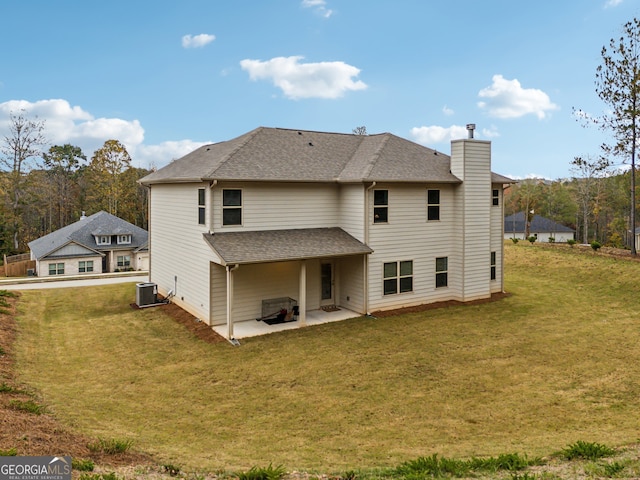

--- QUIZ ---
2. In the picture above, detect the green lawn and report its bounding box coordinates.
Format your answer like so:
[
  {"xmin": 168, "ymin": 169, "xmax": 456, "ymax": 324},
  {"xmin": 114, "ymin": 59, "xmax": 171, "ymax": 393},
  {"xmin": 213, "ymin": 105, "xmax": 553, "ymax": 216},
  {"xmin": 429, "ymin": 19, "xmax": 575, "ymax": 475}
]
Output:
[{"xmin": 12, "ymin": 243, "xmax": 640, "ymax": 472}]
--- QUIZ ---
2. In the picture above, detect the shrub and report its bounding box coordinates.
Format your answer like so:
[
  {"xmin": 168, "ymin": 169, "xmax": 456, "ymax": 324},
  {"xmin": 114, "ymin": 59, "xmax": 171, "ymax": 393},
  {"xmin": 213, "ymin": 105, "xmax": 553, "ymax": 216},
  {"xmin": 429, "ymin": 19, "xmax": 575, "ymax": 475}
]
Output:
[
  {"xmin": 527, "ymin": 236, "xmax": 537, "ymax": 243},
  {"xmin": 87, "ymin": 437, "xmax": 134, "ymax": 455},
  {"xmin": 470, "ymin": 452, "xmax": 537, "ymax": 472},
  {"xmin": 561, "ymin": 440, "xmax": 615, "ymax": 461},
  {"xmin": 511, "ymin": 237, "xmax": 519, "ymax": 244},
  {"xmin": 237, "ymin": 464, "xmax": 286, "ymax": 480},
  {"xmin": 567, "ymin": 239, "xmax": 577, "ymax": 247},
  {"xmin": 548, "ymin": 237, "xmax": 555, "ymax": 243},
  {"xmin": 603, "ymin": 461, "xmax": 625, "ymax": 476},
  {"xmin": 9, "ymin": 399, "xmax": 46, "ymax": 415},
  {"xmin": 0, "ymin": 346, "xmax": 5, "ymax": 355},
  {"xmin": 72, "ymin": 459, "xmax": 95, "ymax": 472},
  {"xmin": 396, "ymin": 454, "xmax": 469, "ymax": 477},
  {"xmin": 0, "ymin": 447, "xmax": 17, "ymax": 456},
  {"xmin": 591, "ymin": 241, "xmax": 602, "ymax": 251}
]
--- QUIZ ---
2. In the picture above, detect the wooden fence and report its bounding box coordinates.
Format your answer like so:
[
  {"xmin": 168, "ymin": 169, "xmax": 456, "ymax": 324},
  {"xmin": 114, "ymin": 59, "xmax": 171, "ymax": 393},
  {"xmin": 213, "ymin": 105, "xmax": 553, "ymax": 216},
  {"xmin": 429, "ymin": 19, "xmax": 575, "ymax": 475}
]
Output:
[{"xmin": 3, "ymin": 253, "xmax": 36, "ymax": 277}]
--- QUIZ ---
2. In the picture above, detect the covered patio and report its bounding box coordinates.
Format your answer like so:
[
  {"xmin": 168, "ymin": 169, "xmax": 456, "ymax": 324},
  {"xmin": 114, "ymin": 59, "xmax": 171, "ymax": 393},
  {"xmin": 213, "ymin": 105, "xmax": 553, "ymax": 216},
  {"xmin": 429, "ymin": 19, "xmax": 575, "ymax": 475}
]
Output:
[{"xmin": 203, "ymin": 227, "xmax": 373, "ymax": 340}]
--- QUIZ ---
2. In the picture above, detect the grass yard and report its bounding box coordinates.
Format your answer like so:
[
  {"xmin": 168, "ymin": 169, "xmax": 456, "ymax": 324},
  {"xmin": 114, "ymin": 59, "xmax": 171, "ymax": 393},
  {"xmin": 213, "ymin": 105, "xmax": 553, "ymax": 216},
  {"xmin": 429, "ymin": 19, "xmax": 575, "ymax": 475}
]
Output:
[{"xmin": 10, "ymin": 242, "xmax": 640, "ymax": 473}]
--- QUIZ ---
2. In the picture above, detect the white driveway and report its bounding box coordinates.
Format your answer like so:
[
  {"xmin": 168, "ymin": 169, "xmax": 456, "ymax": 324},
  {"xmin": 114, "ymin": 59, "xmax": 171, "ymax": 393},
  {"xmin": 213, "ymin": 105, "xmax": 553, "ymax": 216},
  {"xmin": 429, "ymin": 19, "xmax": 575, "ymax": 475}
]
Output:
[{"xmin": 0, "ymin": 273, "xmax": 149, "ymax": 290}]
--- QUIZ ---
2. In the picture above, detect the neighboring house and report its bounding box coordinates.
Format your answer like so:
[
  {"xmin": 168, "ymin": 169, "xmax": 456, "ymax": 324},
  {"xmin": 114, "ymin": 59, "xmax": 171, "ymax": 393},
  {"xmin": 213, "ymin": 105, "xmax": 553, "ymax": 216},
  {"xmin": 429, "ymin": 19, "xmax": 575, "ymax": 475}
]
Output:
[
  {"xmin": 28, "ymin": 211, "xmax": 149, "ymax": 276},
  {"xmin": 140, "ymin": 126, "xmax": 512, "ymax": 339},
  {"xmin": 504, "ymin": 212, "xmax": 575, "ymax": 242}
]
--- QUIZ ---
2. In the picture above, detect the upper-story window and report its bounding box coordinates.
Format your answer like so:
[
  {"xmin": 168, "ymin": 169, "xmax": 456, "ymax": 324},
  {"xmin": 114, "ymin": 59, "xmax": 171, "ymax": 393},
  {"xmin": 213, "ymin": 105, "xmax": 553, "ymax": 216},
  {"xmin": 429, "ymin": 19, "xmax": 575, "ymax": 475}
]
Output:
[
  {"xmin": 373, "ymin": 190, "xmax": 388, "ymax": 223},
  {"xmin": 198, "ymin": 188, "xmax": 206, "ymax": 225},
  {"xmin": 492, "ymin": 189, "xmax": 500, "ymax": 206},
  {"xmin": 96, "ymin": 235, "xmax": 111, "ymax": 245},
  {"xmin": 427, "ymin": 189, "xmax": 440, "ymax": 221},
  {"xmin": 222, "ymin": 189, "xmax": 242, "ymax": 226},
  {"xmin": 117, "ymin": 234, "xmax": 131, "ymax": 245}
]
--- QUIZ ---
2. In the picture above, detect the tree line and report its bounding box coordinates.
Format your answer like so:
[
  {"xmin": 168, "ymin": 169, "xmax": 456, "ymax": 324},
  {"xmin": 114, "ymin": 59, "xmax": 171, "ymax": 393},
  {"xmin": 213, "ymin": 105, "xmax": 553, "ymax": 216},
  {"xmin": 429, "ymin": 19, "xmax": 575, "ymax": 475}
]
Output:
[
  {"xmin": 0, "ymin": 112, "xmax": 150, "ymax": 255},
  {"xmin": 505, "ymin": 166, "xmax": 635, "ymax": 247}
]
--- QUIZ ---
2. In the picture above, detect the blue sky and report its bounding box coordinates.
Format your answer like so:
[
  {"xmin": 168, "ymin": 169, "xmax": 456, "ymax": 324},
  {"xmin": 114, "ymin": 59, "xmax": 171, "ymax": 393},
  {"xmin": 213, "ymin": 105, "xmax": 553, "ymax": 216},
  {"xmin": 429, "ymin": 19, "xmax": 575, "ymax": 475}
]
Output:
[{"xmin": 0, "ymin": 0, "xmax": 638, "ymax": 179}]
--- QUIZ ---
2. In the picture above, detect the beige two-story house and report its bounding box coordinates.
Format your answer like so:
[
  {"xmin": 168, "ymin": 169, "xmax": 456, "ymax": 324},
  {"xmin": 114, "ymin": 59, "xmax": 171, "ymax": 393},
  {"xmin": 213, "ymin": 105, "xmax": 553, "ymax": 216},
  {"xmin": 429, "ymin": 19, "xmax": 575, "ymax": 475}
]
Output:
[{"xmin": 140, "ymin": 126, "xmax": 511, "ymax": 339}]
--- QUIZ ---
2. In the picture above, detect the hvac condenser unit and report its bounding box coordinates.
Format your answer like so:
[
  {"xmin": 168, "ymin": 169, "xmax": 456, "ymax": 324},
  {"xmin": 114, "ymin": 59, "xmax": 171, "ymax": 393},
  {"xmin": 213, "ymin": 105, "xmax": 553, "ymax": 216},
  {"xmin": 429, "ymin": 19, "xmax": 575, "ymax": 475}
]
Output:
[{"xmin": 136, "ymin": 282, "xmax": 157, "ymax": 307}]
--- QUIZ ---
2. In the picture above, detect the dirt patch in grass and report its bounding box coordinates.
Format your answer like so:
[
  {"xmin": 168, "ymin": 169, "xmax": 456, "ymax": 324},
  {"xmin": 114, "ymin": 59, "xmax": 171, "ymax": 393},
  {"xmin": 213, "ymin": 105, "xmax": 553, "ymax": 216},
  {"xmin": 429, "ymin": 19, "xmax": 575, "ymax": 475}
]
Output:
[
  {"xmin": 0, "ymin": 292, "xmax": 154, "ymax": 467},
  {"xmin": 158, "ymin": 302, "xmax": 227, "ymax": 344},
  {"xmin": 130, "ymin": 300, "xmax": 227, "ymax": 344}
]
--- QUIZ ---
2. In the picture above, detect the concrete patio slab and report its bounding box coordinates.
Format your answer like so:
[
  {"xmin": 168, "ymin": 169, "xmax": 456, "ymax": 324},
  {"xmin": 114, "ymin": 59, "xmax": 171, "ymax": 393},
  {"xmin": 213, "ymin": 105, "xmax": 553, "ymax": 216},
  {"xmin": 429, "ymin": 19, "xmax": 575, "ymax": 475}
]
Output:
[{"xmin": 212, "ymin": 307, "xmax": 362, "ymax": 339}]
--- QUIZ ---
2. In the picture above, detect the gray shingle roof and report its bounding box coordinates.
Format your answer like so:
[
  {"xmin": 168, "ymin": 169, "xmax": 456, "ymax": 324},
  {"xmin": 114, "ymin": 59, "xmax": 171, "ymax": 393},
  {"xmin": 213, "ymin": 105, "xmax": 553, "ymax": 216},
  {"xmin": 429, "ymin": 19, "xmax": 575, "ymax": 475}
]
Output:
[
  {"xmin": 203, "ymin": 227, "xmax": 373, "ymax": 265},
  {"xmin": 140, "ymin": 127, "xmax": 513, "ymax": 185},
  {"xmin": 504, "ymin": 212, "xmax": 574, "ymax": 234},
  {"xmin": 28, "ymin": 211, "xmax": 148, "ymax": 260}
]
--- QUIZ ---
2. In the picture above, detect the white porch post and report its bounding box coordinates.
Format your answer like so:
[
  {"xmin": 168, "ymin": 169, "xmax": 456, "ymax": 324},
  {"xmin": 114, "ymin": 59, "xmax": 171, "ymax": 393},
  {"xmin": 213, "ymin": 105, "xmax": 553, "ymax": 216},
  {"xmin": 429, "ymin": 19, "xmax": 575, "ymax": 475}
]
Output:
[
  {"xmin": 299, "ymin": 260, "xmax": 307, "ymax": 325},
  {"xmin": 226, "ymin": 264, "xmax": 238, "ymax": 339}
]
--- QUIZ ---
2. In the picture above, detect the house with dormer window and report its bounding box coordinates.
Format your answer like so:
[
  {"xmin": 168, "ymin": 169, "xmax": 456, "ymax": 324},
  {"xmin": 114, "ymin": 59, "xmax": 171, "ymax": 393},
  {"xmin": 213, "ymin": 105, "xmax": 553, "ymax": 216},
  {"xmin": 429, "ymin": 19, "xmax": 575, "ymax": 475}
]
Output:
[
  {"xmin": 139, "ymin": 126, "xmax": 512, "ymax": 339},
  {"xmin": 28, "ymin": 211, "xmax": 149, "ymax": 276}
]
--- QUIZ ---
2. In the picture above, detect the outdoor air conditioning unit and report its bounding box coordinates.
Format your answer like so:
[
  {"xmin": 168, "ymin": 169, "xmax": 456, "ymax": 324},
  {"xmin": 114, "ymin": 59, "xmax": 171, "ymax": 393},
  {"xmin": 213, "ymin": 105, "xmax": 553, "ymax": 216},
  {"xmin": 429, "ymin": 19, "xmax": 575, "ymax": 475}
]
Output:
[{"xmin": 136, "ymin": 282, "xmax": 157, "ymax": 307}]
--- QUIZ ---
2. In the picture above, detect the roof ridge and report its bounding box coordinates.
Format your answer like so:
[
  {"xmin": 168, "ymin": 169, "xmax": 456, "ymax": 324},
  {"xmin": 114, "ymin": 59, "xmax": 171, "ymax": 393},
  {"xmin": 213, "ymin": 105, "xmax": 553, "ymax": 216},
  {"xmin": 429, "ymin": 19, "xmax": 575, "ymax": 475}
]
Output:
[
  {"xmin": 355, "ymin": 133, "xmax": 391, "ymax": 179},
  {"xmin": 204, "ymin": 127, "xmax": 264, "ymax": 179}
]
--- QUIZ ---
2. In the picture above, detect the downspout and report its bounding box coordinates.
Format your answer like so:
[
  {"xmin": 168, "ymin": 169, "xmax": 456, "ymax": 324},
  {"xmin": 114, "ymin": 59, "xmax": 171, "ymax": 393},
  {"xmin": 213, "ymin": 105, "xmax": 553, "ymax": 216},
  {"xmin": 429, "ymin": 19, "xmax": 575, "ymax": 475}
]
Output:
[
  {"xmin": 146, "ymin": 185, "xmax": 151, "ymax": 281},
  {"xmin": 208, "ymin": 180, "xmax": 217, "ymax": 233},
  {"xmin": 226, "ymin": 264, "xmax": 240, "ymax": 342},
  {"xmin": 364, "ymin": 181, "xmax": 376, "ymax": 315}
]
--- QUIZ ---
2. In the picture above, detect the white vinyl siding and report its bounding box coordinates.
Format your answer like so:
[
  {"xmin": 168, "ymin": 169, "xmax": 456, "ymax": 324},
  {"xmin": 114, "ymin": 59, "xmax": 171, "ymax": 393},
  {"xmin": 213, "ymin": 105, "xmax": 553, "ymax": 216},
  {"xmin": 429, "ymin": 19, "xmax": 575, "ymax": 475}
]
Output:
[
  {"xmin": 491, "ymin": 183, "xmax": 504, "ymax": 293},
  {"xmin": 450, "ymin": 140, "xmax": 492, "ymax": 301},
  {"xmin": 337, "ymin": 255, "xmax": 366, "ymax": 313},
  {"xmin": 209, "ymin": 263, "xmax": 227, "ymax": 326},
  {"xmin": 149, "ymin": 183, "xmax": 216, "ymax": 322},
  {"xmin": 338, "ymin": 184, "xmax": 365, "ymax": 242},
  {"xmin": 212, "ymin": 183, "xmax": 340, "ymax": 232},
  {"xmin": 367, "ymin": 183, "xmax": 459, "ymax": 312}
]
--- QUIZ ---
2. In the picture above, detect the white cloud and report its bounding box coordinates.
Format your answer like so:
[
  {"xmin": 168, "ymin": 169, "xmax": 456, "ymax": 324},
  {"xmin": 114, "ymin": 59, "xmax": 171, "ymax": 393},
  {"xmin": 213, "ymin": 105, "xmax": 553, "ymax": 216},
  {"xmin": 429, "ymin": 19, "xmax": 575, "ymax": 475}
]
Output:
[
  {"xmin": 182, "ymin": 33, "xmax": 216, "ymax": 48},
  {"xmin": 604, "ymin": 0, "xmax": 623, "ymax": 7},
  {"xmin": 135, "ymin": 140, "xmax": 209, "ymax": 169},
  {"xmin": 240, "ymin": 56, "xmax": 367, "ymax": 99},
  {"xmin": 409, "ymin": 124, "xmax": 469, "ymax": 144},
  {"xmin": 482, "ymin": 125, "xmax": 500, "ymax": 138},
  {"xmin": 0, "ymin": 99, "xmax": 143, "ymax": 155},
  {"xmin": 442, "ymin": 105, "xmax": 454, "ymax": 116},
  {"xmin": 301, "ymin": 0, "xmax": 333, "ymax": 18},
  {"xmin": 477, "ymin": 74, "xmax": 559, "ymax": 119},
  {"xmin": 0, "ymin": 99, "xmax": 204, "ymax": 169}
]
